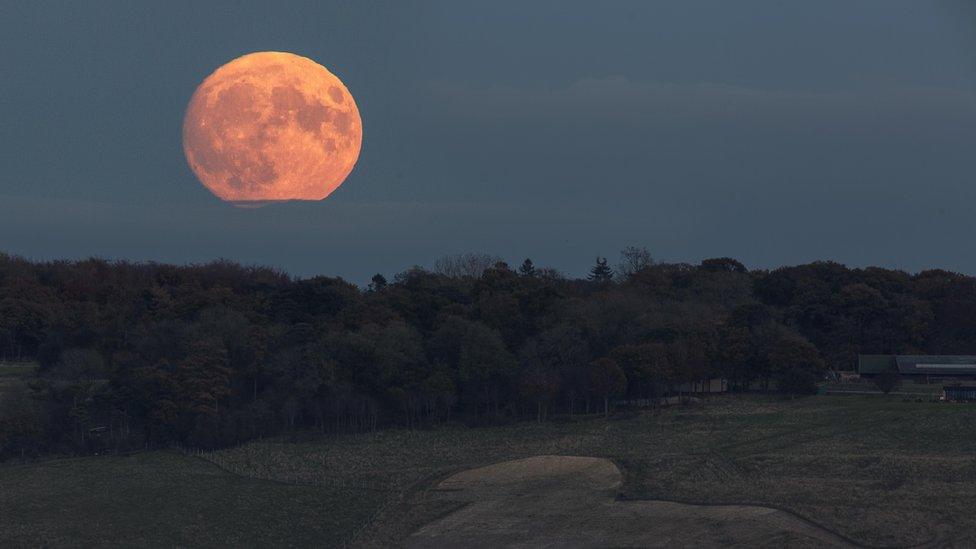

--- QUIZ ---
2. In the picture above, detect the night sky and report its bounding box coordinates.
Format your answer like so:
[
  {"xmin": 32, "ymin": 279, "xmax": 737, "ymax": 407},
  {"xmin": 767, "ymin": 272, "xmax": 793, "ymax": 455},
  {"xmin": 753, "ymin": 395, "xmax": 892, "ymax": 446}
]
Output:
[{"xmin": 3, "ymin": 1, "xmax": 976, "ymax": 284}]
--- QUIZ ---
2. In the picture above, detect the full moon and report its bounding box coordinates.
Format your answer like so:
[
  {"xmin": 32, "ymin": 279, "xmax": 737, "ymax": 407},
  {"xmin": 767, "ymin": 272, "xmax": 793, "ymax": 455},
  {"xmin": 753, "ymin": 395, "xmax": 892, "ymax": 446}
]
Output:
[{"xmin": 182, "ymin": 51, "xmax": 362, "ymax": 205}]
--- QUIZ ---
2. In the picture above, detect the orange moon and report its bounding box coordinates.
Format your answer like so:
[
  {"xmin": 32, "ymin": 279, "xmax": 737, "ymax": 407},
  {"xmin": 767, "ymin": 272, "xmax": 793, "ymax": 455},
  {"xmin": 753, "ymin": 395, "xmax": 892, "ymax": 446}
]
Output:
[{"xmin": 182, "ymin": 51, "xmax": 362, "ymax": 205}]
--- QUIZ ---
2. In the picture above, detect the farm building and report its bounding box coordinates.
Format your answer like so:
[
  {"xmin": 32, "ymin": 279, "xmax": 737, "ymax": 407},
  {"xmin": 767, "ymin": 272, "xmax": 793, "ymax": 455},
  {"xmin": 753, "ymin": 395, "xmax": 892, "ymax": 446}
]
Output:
[
  {"xmin": 943, "ymin": 385, "xmax": 976, "ymax": 402},
  {"xmin": 614, "ymin": 378, "xmax": 728, "ymax": 409},
  {"xmin": 859, "ymin": 355, "xmax": 976, "ymax": 382},
  {"xmin": 673, "ymin": 378, "xmax": 728, "ymax": 394},
  {"xmin": 838, "ymin": 371, "xmax": 860, "ymax": 382}
]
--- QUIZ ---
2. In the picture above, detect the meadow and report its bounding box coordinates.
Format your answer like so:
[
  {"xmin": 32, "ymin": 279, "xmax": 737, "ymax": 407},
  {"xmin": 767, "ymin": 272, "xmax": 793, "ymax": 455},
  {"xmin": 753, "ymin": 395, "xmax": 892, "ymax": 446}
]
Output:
[{"xmin": 3, "ymin": 394, "xmax": 976, "ymax": 546}]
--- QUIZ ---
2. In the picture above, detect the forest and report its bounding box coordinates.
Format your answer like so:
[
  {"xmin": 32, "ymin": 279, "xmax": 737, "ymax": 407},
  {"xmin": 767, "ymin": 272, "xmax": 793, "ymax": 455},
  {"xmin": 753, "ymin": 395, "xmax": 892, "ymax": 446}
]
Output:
[{"xmin": 0, "ymin": 248, "xmax": 972, "ymax": 458}]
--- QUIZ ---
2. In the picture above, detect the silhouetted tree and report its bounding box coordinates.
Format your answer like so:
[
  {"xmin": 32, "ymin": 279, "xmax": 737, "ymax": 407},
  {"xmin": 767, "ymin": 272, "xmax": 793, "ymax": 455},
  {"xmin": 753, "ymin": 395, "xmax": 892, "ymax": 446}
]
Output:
[
  {"xmin": 368, "ymin": 273, "xmax": 387, "ymax": 292},
  {"xmin": 588, "ymin": 357, "xmax": 626, "ymax": 416},
  {"xmin": 767, "ymin": 331, "xmax": 826, "ymax": 395},
  {"xmin": 700, "ymin": 257, "xmax": 747, "ymax": 273},
  {"xmin": 4, "ymin": 249, "xmax": 976, "ymax": 458},
  {"xmin": 618, "ymin": 246, "xmax": 652, "ymax": 277},
  {"xmin": 588, "ymin": 257, "xmax": 614, "ymax": 284},
  {"xmin": 434, "ymin": 253, "xmax": 504, "ymax": 278}
]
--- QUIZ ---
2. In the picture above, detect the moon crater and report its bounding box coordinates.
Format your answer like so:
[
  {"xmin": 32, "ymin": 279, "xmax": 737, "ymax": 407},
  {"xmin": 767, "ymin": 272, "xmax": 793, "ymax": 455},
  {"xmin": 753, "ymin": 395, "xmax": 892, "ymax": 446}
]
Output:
[{"xmin": 183, "ymin": 51, "xmax": 362, "ymax": 204}]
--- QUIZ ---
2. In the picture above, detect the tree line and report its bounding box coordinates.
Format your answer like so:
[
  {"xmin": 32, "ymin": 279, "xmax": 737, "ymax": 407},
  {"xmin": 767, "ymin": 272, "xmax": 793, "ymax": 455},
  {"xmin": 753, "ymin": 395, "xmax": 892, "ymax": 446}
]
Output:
[{"xmin": 1, "ymin": 249, "xmax": 971, "ymax": 458}]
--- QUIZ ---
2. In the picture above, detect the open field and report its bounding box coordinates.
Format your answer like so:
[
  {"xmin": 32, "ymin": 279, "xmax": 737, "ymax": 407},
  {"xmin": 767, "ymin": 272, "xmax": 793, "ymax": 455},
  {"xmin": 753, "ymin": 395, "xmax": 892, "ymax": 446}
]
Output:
[
  {"xmin": 4, "ymin": 395, "xmax": 976, "ymax": 546},
  {"xmin": 0, "ymin": 452, "xmax": 385, "ymax": 547},
  {"xmin": 409, "ymin": 455, "xmax": 855, "ymax": 547}
]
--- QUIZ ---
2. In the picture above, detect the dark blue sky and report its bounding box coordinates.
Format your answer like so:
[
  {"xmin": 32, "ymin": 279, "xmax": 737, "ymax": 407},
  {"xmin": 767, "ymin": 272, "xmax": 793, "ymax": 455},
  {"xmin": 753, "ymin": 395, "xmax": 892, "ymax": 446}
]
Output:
[{"xmin": 2, "ymin": 1, "xmax": 976, "ymax": 283}]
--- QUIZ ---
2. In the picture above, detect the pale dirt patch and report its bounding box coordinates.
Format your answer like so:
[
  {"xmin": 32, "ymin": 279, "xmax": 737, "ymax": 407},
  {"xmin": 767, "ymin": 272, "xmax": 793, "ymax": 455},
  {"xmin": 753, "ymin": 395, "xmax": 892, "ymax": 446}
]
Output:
[{"xmin": 407, "ymin": 456, "xmax": 856, "ymax": 548}]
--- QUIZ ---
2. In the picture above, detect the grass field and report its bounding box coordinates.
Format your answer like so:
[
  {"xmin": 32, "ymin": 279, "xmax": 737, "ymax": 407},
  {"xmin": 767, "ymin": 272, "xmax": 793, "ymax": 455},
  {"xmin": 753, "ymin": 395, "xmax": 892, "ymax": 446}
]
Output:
[
  {"xmin": 0, "ymin": 452, "xmax": 385, "ymax": 547},
  {"xmin": 4, "ymin": 394, "xmax": 976, "ymax": 546}
]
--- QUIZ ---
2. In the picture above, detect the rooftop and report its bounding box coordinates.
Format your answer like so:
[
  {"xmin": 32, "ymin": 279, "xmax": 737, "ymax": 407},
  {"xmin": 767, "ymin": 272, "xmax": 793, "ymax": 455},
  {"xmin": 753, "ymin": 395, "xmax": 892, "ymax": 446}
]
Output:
[{"xmin": 859, "ymin": 355, "xmax": 976, "ymax": 375}]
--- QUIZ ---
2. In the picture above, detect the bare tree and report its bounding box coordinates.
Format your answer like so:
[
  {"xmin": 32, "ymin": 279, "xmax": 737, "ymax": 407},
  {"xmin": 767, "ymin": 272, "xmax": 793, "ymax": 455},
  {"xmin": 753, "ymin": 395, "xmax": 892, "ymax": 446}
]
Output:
[
  {"xmin": 618, "ymin": 246, "xmax": 653, "ymax": 277},
  {"xmin": 538, "ymin": 267, "xmax": 565, "ymax": 281},
  {"xmin": 434, "ymin": 253, "xmax": 504, "ymax": 278}
]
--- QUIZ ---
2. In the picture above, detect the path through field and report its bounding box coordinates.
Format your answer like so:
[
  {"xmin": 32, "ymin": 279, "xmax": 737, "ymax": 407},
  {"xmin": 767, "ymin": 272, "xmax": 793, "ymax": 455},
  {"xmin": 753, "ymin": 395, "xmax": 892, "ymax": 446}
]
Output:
[{"xmin": 407, "ymin": 456, "xmax": 855, "ymax": 548}]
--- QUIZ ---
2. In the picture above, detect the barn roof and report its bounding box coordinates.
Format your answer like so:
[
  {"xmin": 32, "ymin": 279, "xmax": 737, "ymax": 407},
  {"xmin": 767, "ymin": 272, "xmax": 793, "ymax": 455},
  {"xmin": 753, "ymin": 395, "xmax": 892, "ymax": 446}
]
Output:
[
  {"xmin": 858, "ymin": 355, "xmax": 895, "ymax": 374},
  {"xmin": 858, "ymin": 355, "xmax": 976, "ymax": 375}
]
